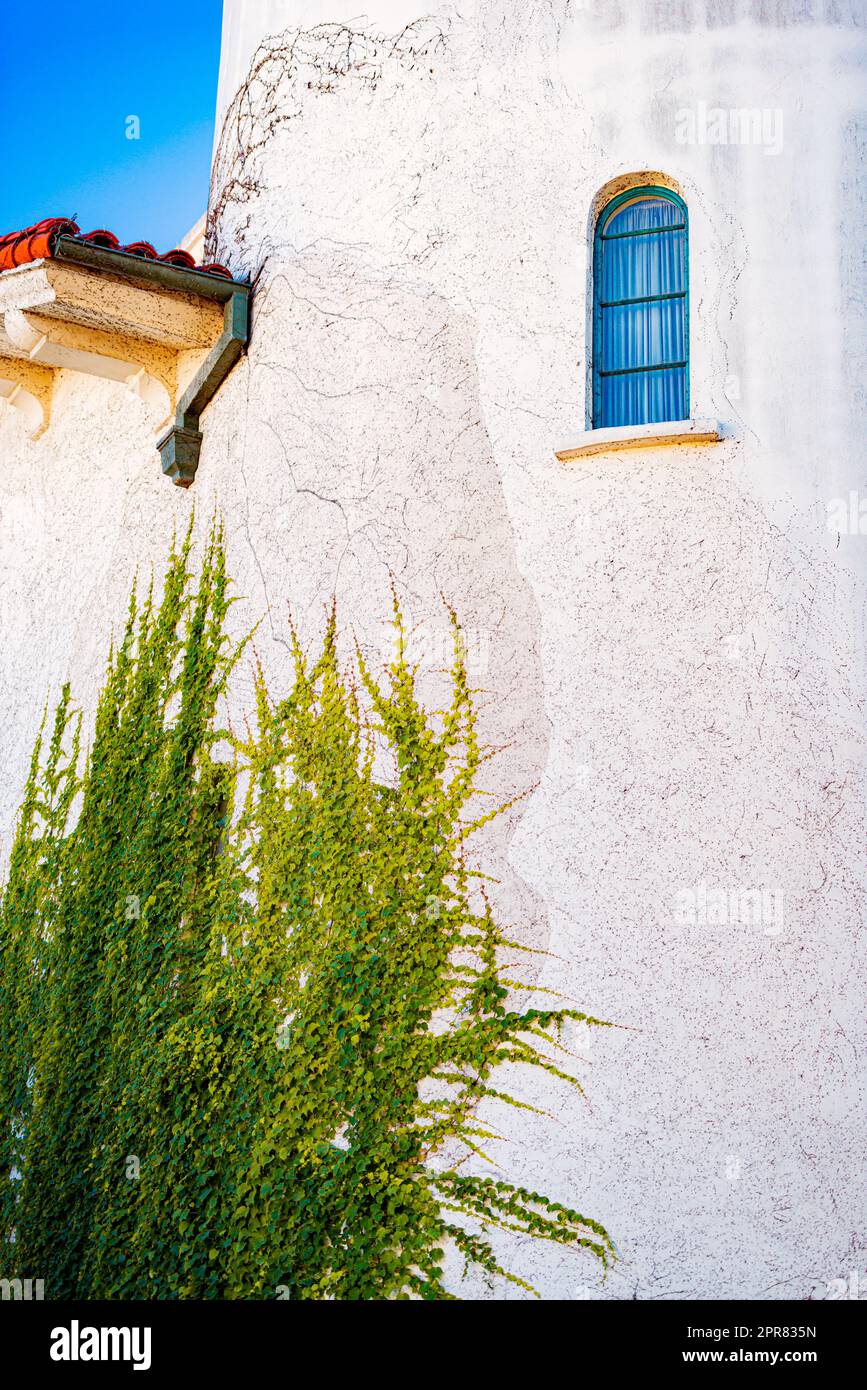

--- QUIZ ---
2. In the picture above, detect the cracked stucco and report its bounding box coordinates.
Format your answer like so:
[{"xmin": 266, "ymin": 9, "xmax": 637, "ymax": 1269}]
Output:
[{"xmin": 1, "ymin": 0, "xmax": 865, "ymax": 1300}]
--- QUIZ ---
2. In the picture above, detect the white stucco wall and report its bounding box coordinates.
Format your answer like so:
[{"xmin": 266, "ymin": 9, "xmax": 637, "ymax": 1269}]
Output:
[{"xmin": 1, "ymin": 0, "xmax": 865, "ymax": 1299}]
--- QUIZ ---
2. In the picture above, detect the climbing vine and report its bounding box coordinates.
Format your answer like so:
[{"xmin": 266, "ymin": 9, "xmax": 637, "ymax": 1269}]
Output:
[{"xmin": 0, "ymin": 522, "xmax": 612, "ymax": 1299}]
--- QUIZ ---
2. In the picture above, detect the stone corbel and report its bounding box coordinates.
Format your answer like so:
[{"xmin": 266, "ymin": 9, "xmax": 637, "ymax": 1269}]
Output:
[
  {"xmin": 2, "ymin": 309, "xmax": 177, "ymax": 433},
  {"xmin": 0, "ymin": 253, "xmax": 249, "ymax": 479},
  {"xmin": 0, "ymin": 357, "xmax": 54, "ymax": 438}
]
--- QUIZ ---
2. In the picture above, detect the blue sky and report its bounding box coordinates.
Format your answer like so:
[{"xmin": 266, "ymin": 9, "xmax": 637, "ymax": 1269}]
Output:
[{"xmin": 0, "ymin": 2, "xmax": 223, "ymax": 251}]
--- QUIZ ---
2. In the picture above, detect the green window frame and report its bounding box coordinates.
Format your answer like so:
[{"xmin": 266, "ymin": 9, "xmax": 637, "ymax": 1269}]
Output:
[{"xmin": 592, "ymin": 184, "xmax": 690, "ymax": 428}]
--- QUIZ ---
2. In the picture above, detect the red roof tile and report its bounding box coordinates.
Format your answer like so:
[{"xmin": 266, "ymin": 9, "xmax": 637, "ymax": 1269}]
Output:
[{"xmin": 0, "ymin": 216, "xmax": 233, "ymax": 280}]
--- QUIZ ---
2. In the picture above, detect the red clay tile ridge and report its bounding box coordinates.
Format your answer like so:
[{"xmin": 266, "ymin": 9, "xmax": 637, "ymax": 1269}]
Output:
[{"xmin": 0, "ymin": 216, "xmax": 233, "ymax": 279}]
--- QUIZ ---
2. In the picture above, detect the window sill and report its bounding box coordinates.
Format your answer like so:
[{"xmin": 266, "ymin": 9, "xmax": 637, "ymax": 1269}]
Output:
[{"xmin": 554, "ymin": 418, "xmax": 725, "ymax": 462}]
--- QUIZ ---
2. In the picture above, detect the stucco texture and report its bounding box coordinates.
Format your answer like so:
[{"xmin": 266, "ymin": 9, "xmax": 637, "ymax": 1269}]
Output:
[{"xmin": 1, "ymin": 0, "xmax": 865, "ymax": 1299}]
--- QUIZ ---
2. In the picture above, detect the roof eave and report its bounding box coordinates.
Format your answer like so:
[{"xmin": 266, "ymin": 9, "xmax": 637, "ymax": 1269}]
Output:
[{"xmin": 53, "ymin": 235, "xmax": 249, "ymax": 301}]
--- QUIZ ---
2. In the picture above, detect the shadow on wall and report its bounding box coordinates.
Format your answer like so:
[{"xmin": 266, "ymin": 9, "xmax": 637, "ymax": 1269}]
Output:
[{"xmin": 215, "ymin": 246, "xmax": 555, "ymax": 962}]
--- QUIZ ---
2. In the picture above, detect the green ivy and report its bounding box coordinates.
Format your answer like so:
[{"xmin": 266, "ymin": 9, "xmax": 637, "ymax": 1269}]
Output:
[{"xmin": 0, "ymin": 522, "xmax": 613, "ymax": 1299}]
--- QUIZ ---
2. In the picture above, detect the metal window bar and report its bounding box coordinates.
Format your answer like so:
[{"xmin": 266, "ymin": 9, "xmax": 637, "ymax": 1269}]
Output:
[
  {"xmin": 601, "ymin": 222, "xmax": 686, "ymax": 240},
  {"xmin": 598, "ymin": 360, "xmax": 687, "ymax": 377},
  {"xmin": 599, "ymin": 290, "xmax": 686, "ymax": 309}
]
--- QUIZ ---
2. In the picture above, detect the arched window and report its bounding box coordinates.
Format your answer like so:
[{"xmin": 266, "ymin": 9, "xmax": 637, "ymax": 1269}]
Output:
[{"xmin": 593, "ymin": 185, "xmax": 688, "ymax": 428}]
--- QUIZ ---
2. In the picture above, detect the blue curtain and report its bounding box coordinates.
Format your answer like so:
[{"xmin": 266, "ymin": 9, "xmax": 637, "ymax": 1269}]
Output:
[{"xmin": 595, "ymin": 196, "xmax": 687, "ymax": 427}]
